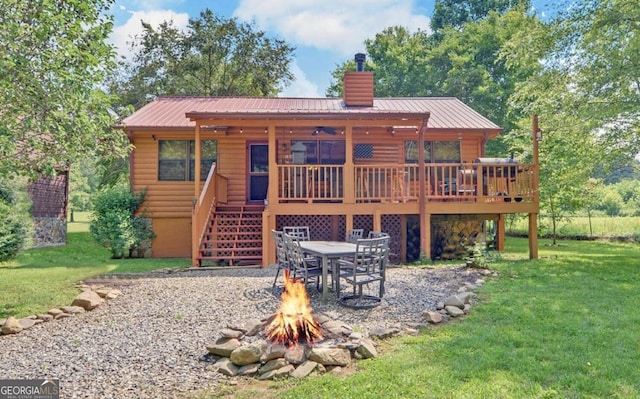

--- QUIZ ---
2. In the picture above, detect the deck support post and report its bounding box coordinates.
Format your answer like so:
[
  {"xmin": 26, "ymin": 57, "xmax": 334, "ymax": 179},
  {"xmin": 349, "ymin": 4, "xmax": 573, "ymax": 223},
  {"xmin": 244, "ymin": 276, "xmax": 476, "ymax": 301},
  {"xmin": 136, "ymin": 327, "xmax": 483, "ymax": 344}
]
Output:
[
  {"xmin": 528, "ymin": 212, "xmax": 538, "ymax": 259},
  {"xmin": 496, "ymin": 214, "xmax": 505, "ymax": 251},
  {"xmin": 423, "ymin": 213, "xmax": 431, "ymax": 260},
  {"xmin": 373, "ymin": 210, "xmax": 382, "ymax": 232}
]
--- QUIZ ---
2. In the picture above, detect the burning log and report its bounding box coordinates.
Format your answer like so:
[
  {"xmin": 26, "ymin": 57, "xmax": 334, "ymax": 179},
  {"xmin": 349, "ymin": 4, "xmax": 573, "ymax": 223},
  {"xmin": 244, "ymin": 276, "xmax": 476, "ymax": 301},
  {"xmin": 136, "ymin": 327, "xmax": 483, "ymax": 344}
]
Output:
[{"xmin": 264, "ymin": 270, "xmax": 323, "ymax": 347}]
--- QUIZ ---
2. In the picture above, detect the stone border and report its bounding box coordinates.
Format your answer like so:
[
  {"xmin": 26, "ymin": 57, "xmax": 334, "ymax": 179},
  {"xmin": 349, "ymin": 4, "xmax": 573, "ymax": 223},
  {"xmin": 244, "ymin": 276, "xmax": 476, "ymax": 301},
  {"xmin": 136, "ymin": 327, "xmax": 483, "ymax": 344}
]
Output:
[{"xmin": 0, "ymin": 284, "xmax": 122, "ymax": 336}]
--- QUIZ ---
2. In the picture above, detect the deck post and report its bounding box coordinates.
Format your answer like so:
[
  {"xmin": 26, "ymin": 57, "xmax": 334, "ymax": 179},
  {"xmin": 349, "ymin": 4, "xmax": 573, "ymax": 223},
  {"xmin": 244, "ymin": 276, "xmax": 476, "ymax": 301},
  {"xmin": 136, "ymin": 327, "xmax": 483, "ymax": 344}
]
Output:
[
  {"xmin": 191, "ymin": 121, "xmax": 202, "ymax": 267},
  {"xmin": 344, "ymin": 124, "xmax": 355, "ymax": 204},
  {"xmin": 496, "ymin": 213, "xmax": 505, "ymax": 251},
  {"xmin": 418, "ymin": 118, "xmax": 429, "ymax": 259},
  {"xmin": 373, "ymin": 210, "xmax": 382, "ymax": 232},
  {"xmin": 528, "ymin": 212, "xmax": 538, "ymax": 259},
  {"xmin": 424, "ymin": 213, "xmax": 431, "ymax": 260}
]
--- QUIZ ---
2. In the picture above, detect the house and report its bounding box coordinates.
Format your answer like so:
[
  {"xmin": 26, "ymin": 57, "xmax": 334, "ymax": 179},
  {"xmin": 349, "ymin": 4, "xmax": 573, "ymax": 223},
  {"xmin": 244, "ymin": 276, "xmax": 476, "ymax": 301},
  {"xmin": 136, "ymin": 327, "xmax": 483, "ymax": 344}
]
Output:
[{"xmin": 119, "ymin": 54, "xmax": 540, "ymax": 266}]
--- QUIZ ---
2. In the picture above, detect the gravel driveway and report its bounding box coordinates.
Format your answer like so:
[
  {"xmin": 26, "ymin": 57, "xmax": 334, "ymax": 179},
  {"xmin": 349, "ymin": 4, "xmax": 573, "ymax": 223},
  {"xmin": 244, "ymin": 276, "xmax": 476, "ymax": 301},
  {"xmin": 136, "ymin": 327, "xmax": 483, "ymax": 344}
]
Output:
[{"xmin": 0, "ymin": 264, "xmax": 483, "ymax": 398}]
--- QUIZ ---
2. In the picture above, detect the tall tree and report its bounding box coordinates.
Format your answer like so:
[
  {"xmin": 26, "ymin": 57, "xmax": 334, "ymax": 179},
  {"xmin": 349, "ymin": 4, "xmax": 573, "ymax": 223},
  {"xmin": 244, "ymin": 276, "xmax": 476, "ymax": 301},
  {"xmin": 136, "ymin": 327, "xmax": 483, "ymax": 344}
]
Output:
[
  {"xmin": 110, "ymin": 9, "xmax": 295, "ymax": 110},
  {"xmin": 0, "ymin": 0, "xmax": 129, "ymax": 179},
  {"xmin": 431, "ymin": 0, "xmax": 529, "ymax": 36}
]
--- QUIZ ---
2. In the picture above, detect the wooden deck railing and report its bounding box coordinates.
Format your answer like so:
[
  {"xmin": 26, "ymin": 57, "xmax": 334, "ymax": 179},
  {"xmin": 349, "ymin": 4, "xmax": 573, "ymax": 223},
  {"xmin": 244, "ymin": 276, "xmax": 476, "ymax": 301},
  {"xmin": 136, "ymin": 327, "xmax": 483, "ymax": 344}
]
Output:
[
  {"xmin": 277, "ymin": 162, "xmax": 536, "ymax": 204},
  {"xmin": 191, "ymin": 163, "xmax": 228, "ymax": 266}
]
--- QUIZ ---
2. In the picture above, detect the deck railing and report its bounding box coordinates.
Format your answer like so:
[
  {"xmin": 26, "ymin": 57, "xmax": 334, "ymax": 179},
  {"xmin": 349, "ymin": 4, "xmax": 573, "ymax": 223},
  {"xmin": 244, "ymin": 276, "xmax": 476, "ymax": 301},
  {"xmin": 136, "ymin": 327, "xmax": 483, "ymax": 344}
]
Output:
[
  {"xmin": 191, "ymin": 163, "xmax": 228, "ymax": 266},
  {"xmin": 277, "ymin": 162, "xmax": 536, "ymax": 204}
]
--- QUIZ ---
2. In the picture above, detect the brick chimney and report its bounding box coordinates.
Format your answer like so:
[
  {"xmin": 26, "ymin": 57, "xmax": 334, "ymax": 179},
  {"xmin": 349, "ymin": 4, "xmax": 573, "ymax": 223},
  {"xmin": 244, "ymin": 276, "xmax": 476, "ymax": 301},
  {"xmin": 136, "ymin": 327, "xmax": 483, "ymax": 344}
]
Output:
[{"xmin": 343, "ymin": 53, "xmax": 374, "ymax": 107}]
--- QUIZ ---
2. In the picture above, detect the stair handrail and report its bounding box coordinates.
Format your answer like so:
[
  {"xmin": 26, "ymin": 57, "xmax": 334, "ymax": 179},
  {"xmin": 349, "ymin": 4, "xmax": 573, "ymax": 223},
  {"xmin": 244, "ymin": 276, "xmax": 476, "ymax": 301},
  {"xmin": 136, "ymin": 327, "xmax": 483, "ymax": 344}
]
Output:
[{"xmin": 192, "ymin": 163, "xmax": 227, "ymax": 266}]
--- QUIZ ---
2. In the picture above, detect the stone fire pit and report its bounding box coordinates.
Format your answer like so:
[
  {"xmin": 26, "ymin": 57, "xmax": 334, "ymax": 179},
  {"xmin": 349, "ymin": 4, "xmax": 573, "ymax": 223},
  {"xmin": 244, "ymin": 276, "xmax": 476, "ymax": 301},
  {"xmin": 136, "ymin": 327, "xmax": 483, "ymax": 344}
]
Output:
[{"xmin": 204, "ymin": 312, "xmax": 378, "ymax": 380}]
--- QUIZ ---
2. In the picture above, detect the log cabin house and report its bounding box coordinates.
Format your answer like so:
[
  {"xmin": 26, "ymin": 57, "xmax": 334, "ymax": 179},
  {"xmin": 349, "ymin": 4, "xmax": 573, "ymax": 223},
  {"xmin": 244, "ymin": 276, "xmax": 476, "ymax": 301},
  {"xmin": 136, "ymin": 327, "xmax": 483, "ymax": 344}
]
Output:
[{"xmin": 119, "ymin": 55, "xmax": 540, "ymax": 267}]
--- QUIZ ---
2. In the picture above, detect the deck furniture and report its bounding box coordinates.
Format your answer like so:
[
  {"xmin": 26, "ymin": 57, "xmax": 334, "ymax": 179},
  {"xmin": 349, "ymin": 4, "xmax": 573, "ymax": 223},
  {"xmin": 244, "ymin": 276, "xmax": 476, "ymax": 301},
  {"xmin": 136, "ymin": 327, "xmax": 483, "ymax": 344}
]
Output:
[
  {"xmin": 283, "ymin": 226, "xmax": 311, "ymax": 241},
  {"xmin": 298, "ymin": 240, "xmax": 358, "ymax": 301},
  {"xmin": 271, "ymin": 230, "xmax": 290, "ymax": 287},
  {"xmin": 346, "ymin": 229, "xmax": 364, "ymax": 243},
  {"xmin": 283, "ymin": 233, "xmax": 323, "ymax": 289},
  {"xmin": 336, "ymin": 236, "xmax": 389, "ymax": 309}
]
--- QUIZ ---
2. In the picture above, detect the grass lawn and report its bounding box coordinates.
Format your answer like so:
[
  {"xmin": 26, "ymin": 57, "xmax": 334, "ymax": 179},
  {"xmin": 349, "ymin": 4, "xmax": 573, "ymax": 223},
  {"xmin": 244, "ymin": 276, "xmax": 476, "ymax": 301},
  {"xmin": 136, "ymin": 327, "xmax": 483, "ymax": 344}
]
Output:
[
  {"xmin": 0, "ymin": 229, "xmax": 189, "ymax": 319},
  {"xmin": 506, "ymin": 214, "xmax": 640, "ymax": 239},
  {"xmin": 217, "ymin": 238, "xmax": 640, "ymax": 399}
]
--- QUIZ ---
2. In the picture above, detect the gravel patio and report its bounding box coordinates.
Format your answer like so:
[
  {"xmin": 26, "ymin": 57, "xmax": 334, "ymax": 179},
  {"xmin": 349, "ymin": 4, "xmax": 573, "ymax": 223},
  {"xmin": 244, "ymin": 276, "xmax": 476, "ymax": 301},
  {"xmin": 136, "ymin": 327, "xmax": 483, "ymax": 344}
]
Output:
[{"xmin": 0, "ymin": 264, "xmax": 485, "ymax": 398}]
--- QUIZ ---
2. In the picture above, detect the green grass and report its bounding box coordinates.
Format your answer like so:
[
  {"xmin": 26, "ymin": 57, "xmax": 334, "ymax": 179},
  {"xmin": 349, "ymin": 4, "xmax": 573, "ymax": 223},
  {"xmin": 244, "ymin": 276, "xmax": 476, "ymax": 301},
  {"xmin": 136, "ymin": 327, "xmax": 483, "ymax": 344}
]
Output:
[
  {"xmin": 234, "ymin": 238, "xmax": 640, "ymax": 399},
  {"xmin": 506, "ymin": 214, "xmax": 640, "ymax": 238},
  {"xmin": 0, "ymin": 230, "xmax": 189, "ymax": 319}
]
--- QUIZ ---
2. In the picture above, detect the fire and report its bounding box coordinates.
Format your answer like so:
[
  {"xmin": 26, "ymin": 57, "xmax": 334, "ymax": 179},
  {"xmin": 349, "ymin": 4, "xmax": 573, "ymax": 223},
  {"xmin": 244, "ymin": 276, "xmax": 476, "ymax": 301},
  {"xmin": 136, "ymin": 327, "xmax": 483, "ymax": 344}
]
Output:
[{"xmin": 265, "ymin": 270, "xmax": 323, "ymax": 347}]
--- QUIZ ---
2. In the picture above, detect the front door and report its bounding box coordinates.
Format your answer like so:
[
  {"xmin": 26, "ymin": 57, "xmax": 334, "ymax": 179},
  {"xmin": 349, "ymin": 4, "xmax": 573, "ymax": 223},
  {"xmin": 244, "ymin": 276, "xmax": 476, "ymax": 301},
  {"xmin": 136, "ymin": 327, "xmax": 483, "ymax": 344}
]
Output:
[{"xmin": 247, "ymin": 143, "xmax": 268, "ymax": 203}]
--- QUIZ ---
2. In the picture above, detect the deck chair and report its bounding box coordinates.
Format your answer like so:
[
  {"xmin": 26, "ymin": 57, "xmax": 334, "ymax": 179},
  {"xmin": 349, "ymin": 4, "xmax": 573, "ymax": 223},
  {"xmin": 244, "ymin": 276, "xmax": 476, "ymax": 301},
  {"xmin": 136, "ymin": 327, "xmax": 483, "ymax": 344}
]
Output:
[
  {"xmin": 271, "ymin": 230, "xmax": 291, "ymax": 287},
  {"xmin": 367, "ymin": 231, "xmax": 388, "ymax": 239},
  {"xmin": 336, "ymin": 235, "xmax": 389, "ymax": 309},
  {"xmin": 346, "ymin": 228, "xmax": 364, "ymax": 243},
  {"xmin": 283, "ymin": 233, "xmax": 323, "ymax": 289},
  {"xmin": 283, "ymin": 226, "xmax": 311, "ymax": 241}
]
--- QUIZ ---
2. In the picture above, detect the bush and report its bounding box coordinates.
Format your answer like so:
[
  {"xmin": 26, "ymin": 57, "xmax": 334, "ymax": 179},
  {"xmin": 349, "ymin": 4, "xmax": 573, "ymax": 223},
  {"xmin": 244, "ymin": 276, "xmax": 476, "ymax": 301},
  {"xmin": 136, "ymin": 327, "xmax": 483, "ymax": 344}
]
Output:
[
  {"xmin": 598, "ymin": 189, "xmax": 624, "ymax": 217},
  {"xmin": 0, "ymin": 178, "xmax": 32, "ymax": 262},
  {"xmin": 90, "ymin": 188, "xmax": 155, "ymax": 258}
]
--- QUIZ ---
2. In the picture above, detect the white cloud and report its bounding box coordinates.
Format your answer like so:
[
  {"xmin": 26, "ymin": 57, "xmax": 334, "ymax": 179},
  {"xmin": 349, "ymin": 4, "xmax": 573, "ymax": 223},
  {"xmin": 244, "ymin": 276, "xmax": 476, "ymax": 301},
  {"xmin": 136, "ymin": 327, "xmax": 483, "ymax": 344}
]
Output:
[
  {"xmin": 110, "ymin": 10, "xmax": 189, "ymax": 60},
  {"xmin": 279, "ymin": 62, "xmax": 322, "ymax": 97},
  {"xmin": 234, "ymin": 0, "xmax": 430, "ymax": 55}
]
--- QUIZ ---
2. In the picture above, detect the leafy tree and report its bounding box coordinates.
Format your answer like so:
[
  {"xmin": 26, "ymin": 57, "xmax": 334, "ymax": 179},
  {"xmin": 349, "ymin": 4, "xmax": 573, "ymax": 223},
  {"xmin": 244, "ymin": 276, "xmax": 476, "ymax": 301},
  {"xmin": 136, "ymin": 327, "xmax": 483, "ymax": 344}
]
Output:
[
  {"xmin": 109, "ymin": 9, "xmax": 295, "ymax": 110},
  {"xmin": 0, "ymin": 0, "xmax": 130, "ymax": 179},
  {"xmin": 0, "ymin": 178, "xmax": 32, "ymax": 262},
  {"xmin": 431, "ymin": 0, "xmax": 530, "ymax": 33}
]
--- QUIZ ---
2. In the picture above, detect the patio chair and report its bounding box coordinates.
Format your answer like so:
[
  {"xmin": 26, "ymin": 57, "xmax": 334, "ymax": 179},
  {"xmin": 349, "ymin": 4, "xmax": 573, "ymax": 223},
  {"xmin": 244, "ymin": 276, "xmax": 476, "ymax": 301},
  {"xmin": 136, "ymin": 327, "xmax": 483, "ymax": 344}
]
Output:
[
  {"xmin": 367, "ymin": 231, "xmax": 388, "ymax": 239},
  {"xmin": 346, "ymin": 228, "xmax": 364, "ymax": 243},
  {"xmin": 283, "ymin": 226, "xmax": 311, "ymax": 241},
  {"xmin": 336, "ymin": 235, "xmax": 389, "ymax": 309},
  {"xmin": 283, "ymin": 233, "xmax": 323, "ymax": 289},
  {"xmin": 271, "ymin": 230, "xmax": 291, "ymax": 287}
]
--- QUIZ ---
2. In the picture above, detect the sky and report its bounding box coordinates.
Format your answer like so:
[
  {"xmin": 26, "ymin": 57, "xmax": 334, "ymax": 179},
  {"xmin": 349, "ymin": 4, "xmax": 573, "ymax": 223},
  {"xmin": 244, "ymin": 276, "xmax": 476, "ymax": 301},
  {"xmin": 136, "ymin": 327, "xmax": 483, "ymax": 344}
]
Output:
[{"xmin": 109, "ymin": 0, "xmax": 550, "ymax": 98}]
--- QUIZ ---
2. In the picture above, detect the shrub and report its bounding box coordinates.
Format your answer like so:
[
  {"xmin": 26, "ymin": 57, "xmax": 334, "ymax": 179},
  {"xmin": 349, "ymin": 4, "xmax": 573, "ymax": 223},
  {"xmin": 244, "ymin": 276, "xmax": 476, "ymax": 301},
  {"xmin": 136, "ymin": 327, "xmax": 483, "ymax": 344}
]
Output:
[
  {"xmin": 0, "ymin": 178, "xmax": 32, "ymax": 262},
  {"xmin": 90, "ymin": 188, "xmax": 155, "ymax": 258}
]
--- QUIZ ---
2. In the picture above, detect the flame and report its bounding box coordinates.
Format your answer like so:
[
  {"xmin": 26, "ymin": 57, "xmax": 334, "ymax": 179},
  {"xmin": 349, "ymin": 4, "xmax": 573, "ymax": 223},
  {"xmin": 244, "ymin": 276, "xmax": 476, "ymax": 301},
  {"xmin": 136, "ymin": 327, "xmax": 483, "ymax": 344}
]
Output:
[{"xmin": 265, "ymin": 270, "xmax": 323, "ymax": 347}]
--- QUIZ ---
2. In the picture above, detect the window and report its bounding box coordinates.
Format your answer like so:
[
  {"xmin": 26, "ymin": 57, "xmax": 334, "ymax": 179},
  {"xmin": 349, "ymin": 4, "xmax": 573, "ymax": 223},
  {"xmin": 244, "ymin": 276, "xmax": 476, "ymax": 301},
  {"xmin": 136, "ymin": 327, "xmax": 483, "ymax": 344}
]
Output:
[
  {"xmin": 404, "ymin": 141, "xmax": 460, "ymax": 163},
  {"xmin": 290, "ymin": 140, "xmax": 345, "ymax": 165},
  {"xmin": 158, "ymin": 140, "xmax": 217, "ymax": 181}
]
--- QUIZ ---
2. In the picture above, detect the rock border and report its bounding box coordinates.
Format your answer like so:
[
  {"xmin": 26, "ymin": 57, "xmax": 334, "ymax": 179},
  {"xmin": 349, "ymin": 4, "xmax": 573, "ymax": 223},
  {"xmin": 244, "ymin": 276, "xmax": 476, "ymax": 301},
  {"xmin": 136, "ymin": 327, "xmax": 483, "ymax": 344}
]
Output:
[{"xmin": 0, "ymin": 284, "xmax": 122, "ymax": 336}]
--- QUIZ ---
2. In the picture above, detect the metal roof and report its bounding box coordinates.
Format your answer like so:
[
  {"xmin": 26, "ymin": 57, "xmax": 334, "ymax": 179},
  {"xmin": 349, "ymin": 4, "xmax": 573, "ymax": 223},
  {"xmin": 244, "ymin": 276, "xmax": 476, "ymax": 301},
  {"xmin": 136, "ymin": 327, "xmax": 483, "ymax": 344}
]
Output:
[{"xmin": 120, "ymin": 96, "xmax": 501, "ymax": 131}]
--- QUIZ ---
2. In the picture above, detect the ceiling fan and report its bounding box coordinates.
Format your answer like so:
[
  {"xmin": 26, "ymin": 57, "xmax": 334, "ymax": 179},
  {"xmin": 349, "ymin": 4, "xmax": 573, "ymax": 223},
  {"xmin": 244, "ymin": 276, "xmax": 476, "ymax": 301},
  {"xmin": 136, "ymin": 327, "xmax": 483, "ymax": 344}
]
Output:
[{"xmin": 312, "ymin": 126, "xmax": 337, "ymax": 135}]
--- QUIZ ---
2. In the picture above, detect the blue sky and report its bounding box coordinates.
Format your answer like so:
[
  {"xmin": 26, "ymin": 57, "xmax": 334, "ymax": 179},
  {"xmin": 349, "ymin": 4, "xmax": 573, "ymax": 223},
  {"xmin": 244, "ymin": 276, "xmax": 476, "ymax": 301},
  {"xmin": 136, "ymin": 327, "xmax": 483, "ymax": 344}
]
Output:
[{"xmin": 109, "ymin": 0, "xmax": 551, "ymax": 97}]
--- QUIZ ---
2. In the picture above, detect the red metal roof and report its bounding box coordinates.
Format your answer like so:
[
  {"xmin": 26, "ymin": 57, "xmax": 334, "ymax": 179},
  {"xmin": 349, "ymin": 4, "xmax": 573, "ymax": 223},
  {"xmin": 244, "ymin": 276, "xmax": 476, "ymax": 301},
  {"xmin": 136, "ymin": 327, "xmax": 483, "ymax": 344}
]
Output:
[{"xmin": 120, "ymin": 96, "xmax": 501, "ymax": 131}]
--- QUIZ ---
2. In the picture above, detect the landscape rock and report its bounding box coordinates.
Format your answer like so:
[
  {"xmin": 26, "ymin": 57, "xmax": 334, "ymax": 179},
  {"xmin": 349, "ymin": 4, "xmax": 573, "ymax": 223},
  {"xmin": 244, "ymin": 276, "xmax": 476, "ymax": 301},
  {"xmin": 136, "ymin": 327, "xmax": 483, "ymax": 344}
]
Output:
[
  {"xmin": 230, "ymin": 341, "xmax": 265, "ymax": 366},
  {"xmin": 2, "ymin": 317, "xmax": 23, "ymax": 335},
  {"xmin": 308, "ymin": 347, "xmax": 351, "ymax": 366},
  {"xmin": 220, "ymin": 328, "xmax": 244, "ymax": 339},
  {"xmin": 368, "ymin": 326, "xmax": 401, "ymax": 339},
  {"xmin": 260, "ymin": 344, "xmax": 286, "ymax": 362},
  {"xmin": 237, "ymin": 363, "xmax": 260, "ymax": 376},
  {"xmin": 206, "ymin": 338, "xmax": 242, "ymax": 357},
  {"xmin": 290, "ymin": 360, "xmax": 318, "ymax": 378},
  {"xmin": 444, "ymin": 295, "xmax": 465, "ymax": 309},
  {"xmin": 357, "ymin": 338, "xmax": 378, "ymax": 359},
  {"xmin": 445, "ymin": 305, "xmax": 465, "ymax": 317},
  {"xmin": 37, "ymin": 314, "xmax": 54, "ymax": 322},
  {"xmin": 244, "ymin": 320, "xmax": 264, "ymax": 336},
  {"xmin": 259, "ymin": 358, "xmax": 288, "ymax": 374},
  {"xmin": 215, "ymin": 358, "xmax": 238, "ymax": 377},
  {"xmin": 61, "ymin": 306, "xmax": 86, "ymax": 314},
  {"xmin": 258, "ymin": 364, "xmax": 294, "ymax": 380},
  {"xmin": 284, "ymin": 344, "xmax": 308, "ymax": 365},
  {"xmin": 422, "ymin": 311, "xmax": 443, "ymax": 324},
  {"xmin": 71, "ymin": 291, "xmax": 104, "ymax": 311},
  {"xmin": 47, "ymin": 308, "xmax": 63, "ymax": 316},
  {"xmin": 54, "ymin": 313, "xmax": 72, "ymax": 320},
  {"xmin": 18, "ymin": 318, "xmax": 36, "ymax": 330}
]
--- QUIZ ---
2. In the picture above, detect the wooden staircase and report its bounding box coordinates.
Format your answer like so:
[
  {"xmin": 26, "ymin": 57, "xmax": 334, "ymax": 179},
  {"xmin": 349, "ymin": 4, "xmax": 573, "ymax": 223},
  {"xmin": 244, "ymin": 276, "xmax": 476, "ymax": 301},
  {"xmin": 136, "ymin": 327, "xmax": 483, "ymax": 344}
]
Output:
[{"xmin": 197, "ymin": 204, "xmax": 264, "ymax": 266}]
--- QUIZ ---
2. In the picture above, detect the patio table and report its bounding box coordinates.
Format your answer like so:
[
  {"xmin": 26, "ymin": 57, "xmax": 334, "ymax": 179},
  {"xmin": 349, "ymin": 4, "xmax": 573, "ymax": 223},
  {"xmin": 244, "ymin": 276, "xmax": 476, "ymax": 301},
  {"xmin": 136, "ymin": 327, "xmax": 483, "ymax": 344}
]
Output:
[{"xmin": 298, "ymin": 240, "xmax": 358, "ymax": 302}]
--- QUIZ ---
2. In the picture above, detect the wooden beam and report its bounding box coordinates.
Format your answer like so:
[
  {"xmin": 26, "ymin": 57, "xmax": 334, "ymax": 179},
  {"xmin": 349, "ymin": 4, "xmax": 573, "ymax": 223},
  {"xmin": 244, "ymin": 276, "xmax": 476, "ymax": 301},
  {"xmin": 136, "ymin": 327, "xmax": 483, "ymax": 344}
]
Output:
[
  {"xmin": 418, "ymin": 118, "xmax": 428, "ymax": 258},
  {"xmin": 496, "ymin": 214, "xmax": 505, "ymax": 251},
  {"xmin": 424, "ymin": 213, "xmax": 431, "ymax": 260},
  {"xmin": 400, "ymin": 215, "xmax": 407, "ymax": 262},
  {"xmin": 267, "ymin": 124, "xmax": 277, "ymax": 206}
]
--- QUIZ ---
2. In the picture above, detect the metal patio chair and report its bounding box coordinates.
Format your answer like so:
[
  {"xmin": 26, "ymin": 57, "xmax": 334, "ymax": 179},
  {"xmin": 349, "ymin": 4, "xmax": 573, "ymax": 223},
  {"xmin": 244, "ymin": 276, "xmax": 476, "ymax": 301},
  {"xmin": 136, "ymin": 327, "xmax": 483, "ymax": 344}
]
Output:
[
  {"xmin": 283, "ymin": 226, "xmax": 311, "ymax": 241},
  {"xmin": 271, "ymin": 230, "xmax": 291, "ymax": 287},
  {"xmin": 283, "ymin": 233, "xmax": 323, "ymax": 289},
  {"xmin": 346, "ymin": 228, "xmax": 364, "ymax": 243},
  {"xmin": 336, "ymin": 235, "xmax": 389, "ymax": 309}
]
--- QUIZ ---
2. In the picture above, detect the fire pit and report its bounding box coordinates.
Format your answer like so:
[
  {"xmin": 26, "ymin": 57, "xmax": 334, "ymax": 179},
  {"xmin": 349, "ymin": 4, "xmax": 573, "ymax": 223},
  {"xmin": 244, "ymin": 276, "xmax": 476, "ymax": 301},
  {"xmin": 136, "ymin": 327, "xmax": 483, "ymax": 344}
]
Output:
[{"xmin": 204, "ymin": 271, "xmax": 379, "ymax": 379}]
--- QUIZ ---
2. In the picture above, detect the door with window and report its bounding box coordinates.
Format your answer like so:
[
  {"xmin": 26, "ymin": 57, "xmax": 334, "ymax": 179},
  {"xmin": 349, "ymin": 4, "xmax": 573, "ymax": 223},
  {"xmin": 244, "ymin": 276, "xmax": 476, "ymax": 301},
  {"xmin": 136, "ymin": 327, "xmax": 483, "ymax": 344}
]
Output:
[{"xmin": 247, "ymin": 143, "xmax": 269, "ymax": 203}]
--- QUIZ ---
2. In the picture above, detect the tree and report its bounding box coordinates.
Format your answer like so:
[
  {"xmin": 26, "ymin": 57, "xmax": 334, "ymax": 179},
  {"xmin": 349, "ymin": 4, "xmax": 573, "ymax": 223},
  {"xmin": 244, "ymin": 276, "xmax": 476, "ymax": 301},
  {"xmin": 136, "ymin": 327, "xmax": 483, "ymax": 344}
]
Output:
[
  {"xmin": 0, "ymin": 0, "xmax": 130, "ymax": 179},
  {"xmin": 109, "ymin": 9, "xmax": 296, "ymax": 110},
  {"xmin": 431, "ymin": 0, "xmax": 530, "ymax": 33}
]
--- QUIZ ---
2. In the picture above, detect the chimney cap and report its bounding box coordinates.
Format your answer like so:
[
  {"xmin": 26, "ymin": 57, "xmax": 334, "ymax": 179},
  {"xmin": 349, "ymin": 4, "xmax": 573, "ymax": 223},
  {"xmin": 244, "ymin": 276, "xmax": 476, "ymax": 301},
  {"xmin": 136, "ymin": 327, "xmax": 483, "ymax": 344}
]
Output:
[{"xmin": 354, "ymin": 53, "xmax": 366, "ymax": 72}]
